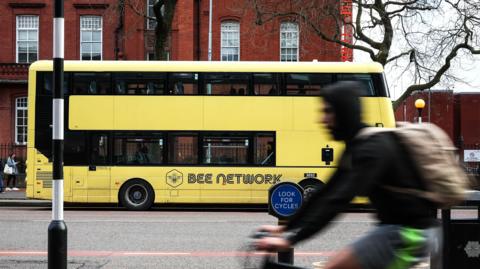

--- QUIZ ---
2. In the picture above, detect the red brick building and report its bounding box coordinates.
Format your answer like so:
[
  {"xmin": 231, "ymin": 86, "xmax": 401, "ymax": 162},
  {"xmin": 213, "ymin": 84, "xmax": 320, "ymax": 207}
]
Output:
[
  {"xmin": 0, "ymin": 0, "xmax": 343, "ymax": 147},
  {"xmin": 395, "ymin": 90, "xmax": 480, "ymax": 178}
]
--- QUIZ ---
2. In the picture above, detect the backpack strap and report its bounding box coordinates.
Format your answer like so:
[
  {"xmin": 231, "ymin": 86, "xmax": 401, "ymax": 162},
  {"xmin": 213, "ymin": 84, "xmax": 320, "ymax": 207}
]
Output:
[
  {"xmin": 382, "ymin": 185, "xmax": 443, "ymax": 204},
  {"xmin": 355, "ymin": 127, "xmax": 394, "ymax": 140}
]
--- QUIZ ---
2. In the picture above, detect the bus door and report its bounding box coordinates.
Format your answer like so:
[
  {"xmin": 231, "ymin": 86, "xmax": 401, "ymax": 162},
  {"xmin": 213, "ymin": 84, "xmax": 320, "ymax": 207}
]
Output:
[{"xmin": 86, "ymin": 133, "xmax": 111, "ymax": 203}]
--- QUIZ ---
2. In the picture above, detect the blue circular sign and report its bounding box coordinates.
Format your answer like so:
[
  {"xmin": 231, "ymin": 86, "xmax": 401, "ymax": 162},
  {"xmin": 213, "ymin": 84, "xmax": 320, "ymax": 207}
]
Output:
[{"xmin": 269, "ymin": 182, "xmax": 303, "ymax": 218}]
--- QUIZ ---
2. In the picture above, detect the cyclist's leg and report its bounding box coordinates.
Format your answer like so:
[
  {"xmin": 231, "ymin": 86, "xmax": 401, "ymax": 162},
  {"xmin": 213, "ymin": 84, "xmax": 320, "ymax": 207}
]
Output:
[
  {"xmin": 334, "ymin": 225, "xmax": 432, "ymax": 269},
  {"xmin": 324, "ymin": 247, "xmax": 363, "ymax": 269}
]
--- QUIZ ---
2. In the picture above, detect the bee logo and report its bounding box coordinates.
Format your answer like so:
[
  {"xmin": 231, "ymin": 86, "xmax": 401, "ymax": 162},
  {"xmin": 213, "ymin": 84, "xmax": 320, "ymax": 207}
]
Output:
[{"xmin": 166, "ymin": 169, "xmax": 183, "ymax": 188}]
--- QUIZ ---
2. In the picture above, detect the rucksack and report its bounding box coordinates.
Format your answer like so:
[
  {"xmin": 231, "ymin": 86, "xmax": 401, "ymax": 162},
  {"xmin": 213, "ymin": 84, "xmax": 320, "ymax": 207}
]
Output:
[{"xmin": 357, "ymin": 122, "xmax": 472, "ymax": 208}]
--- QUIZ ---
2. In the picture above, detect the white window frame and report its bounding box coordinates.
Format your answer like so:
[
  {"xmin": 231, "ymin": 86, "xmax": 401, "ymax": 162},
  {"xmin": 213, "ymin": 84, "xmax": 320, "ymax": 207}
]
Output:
[
  {"xmin": 16, "ymin": 15, "xmax": 39, "ymax": 63},
  {"xmin": 280, "ymin": 22, "xmax": 299, "ymax": 62},
  {"xmin": 220, "ymin": 21, "xmax": 240, "ymax": 61},
  {"xmin": 15, "ymin": 97, "xmax": 28, "ymax": 145},
  {"xmin": 80, "ymin": 16, "xmax": 103, "ymax": 60},
  {"xmin": 147, "ymin": 0, "xmax": 157, "ymax": 30}
]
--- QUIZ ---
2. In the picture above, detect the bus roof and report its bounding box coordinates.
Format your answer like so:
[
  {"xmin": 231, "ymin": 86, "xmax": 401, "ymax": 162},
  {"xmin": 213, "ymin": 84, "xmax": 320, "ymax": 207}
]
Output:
[{"xmin": 29, "ymin": 60, "xmax": 384, "ymax": 73}]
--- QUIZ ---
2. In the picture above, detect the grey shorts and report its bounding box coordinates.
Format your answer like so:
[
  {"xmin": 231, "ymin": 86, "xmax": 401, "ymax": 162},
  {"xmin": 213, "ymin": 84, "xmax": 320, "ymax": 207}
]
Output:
[{"xmin": 351, "ymin": 225, "xmax": 439, "ymax": 269}]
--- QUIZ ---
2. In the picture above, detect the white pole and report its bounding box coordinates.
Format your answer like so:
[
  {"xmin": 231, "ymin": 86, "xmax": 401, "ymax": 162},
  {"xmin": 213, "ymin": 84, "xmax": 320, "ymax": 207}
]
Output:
[
  {"xmin": 49, "ymin": 1, "xmax": 67, "ymax": 268},
  {"xmin": 208, "ymin": 0, "xmax": 212, "ymax": 61}
]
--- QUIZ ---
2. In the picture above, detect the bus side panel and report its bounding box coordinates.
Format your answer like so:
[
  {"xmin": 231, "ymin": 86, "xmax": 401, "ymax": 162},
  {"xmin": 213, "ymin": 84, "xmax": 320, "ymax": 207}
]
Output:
[
  {"xmin": 69, "ymin": 96, "xmax": 114, "ymax": 130},
  {"xmin": 276, "ymin": 130, "xmax": 343, "ymax": 167},
  {"xmin": 27, "ymin": 150, "xmax": 54, "ymax": 201},
  {"xmin": 86, "ymin": 167, "xmax": 111, "ymax": 203},
  {"xmin": 185, "ymin": 167, "xmax": 252, "ymax": 203},
  {"xmin": 292, "ymin": 97, "xmax": 322, "ymax": 131},
  {"xmin": 250, "ymin": 167, "xmax": 335, "ymax": 204},
  {"xmin": 378, "ymin": 98, "xmax": 396, "ymax": 128},
  {"xmin": 361, "ymin": 97, "xmax": 395, "ymax": 127},
  {"xmin": 71, "ymin": 167, "xmax": 88, "ymax": 203},
  {"xmin": 114, "ymin": 96, "xmax": 204, "ymax": 130},
  {"xmin": 62, "ymin": 167, "xmax": 72, "ymax": 199},
  {"xmin": 110, "ymin": 167, "xmax": 167, "ymax": 203},
  {"xmin": 25, "ymin": 147, "xmax": 36, "ymax": 199},
  {"xmin": 203, "ymin": 97, "xmax": 293, "ymax": 131}
]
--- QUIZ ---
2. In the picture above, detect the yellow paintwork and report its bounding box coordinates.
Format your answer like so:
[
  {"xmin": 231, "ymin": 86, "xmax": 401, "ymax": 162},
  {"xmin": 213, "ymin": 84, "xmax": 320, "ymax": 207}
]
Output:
[
  {"xmin": 26, "ymin": 61, "xmax": 394, "ymax": 205},
  {"xmin": 28, "ymin": 60, "xmax": 384, "ymax": 73}
]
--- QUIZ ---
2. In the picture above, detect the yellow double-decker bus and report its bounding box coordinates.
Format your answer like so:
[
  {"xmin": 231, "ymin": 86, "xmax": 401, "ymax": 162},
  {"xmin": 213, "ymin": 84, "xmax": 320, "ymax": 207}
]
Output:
[{"xmin": 26, "ymin": 61, "xmax": 394, "ymax": 210}]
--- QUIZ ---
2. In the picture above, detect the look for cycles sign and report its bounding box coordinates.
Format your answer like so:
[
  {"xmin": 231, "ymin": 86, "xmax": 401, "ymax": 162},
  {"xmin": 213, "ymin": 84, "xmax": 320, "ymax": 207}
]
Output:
[{"xmin": 268, "ymin": 182, "xmax": 303, "ymax": 219}]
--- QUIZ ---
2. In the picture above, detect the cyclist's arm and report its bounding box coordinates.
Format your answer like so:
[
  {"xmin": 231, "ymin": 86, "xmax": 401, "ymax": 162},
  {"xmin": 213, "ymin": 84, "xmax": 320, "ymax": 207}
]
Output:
[{"xmin": 285, "ymin": 136, "xmax": 389, "ymax": 245}]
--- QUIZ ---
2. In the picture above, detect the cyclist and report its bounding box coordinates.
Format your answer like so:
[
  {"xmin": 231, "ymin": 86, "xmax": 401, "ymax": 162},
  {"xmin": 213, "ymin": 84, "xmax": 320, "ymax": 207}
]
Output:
[{"xmin": 254, "ymin": 81, "xmax": 438, "ymax": 269}]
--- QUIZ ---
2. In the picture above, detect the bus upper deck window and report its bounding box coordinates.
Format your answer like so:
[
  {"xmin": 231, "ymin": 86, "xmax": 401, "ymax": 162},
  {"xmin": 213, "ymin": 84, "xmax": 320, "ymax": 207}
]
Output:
[
  {"xmin": 73, "ymin": 73, "xmax": 111, "ymax": 95},
  {"xmin": 113, "ymin": 73, "xmax": 166, "ymax": 95},
  {"xmin": 38, "ymin": 72, "xmax": 70, "ymax": 95},
  {"xmin": 253, "ymin": 73, "xmax": 280, "ymax": 95},
  {"xmin": 286, "ymin": 73, "xmax": 333, "ymax": 96},
  {"xmin": 169, "ymin": 73, "xmax": 198, "ymax": 95},
  {"xmin": 204, "ymin": 73, "xmax": 249, "ymax": 95},
  {"xmin": 337, "ymin": 74, "xmax": 375, "ymax": 96}
]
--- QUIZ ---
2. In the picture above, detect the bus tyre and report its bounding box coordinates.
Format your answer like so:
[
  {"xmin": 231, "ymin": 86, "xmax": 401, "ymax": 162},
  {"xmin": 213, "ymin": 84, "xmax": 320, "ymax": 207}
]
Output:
[
  {"xmin": 299, "ymin": 179, "xmax": 324, "ymax": 201},
  {"xmin": 119, "ymin": 179, "xmax": 155, "ymax": 211}
]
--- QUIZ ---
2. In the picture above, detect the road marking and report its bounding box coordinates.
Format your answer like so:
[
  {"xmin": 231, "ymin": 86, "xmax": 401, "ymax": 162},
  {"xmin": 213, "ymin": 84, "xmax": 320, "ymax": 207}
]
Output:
[
  {"xmin": 0, "ymin": 250, "xmax": 335, "ymax": 257},
  {"xmin": 0, "ymin": 251, "xmax": 46, "ymax": 256},
  {"xmin": 121, "ymin": 252, "xmax": 191, "ymax": 256}
]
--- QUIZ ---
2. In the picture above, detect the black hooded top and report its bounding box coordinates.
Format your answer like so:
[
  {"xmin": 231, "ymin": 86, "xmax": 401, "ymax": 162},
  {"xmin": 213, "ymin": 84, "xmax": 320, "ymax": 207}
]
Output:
[
  {"xmin": 320, "ymin": 81, "xmax": 366, "ymax": 142},
  {"xmin": 284, "ymin": 81, "xmax": 436, "ymax": 245}
]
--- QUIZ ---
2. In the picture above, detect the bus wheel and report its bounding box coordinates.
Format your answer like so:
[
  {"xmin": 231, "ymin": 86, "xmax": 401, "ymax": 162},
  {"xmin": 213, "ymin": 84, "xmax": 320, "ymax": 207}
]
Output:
[
  {"xmin": 299, "ymin": 179, "xmax": 324, "ymax": 201},
  {"xmin": 119, "ymin": 179, "xmax": 155, "ymax": 211}
]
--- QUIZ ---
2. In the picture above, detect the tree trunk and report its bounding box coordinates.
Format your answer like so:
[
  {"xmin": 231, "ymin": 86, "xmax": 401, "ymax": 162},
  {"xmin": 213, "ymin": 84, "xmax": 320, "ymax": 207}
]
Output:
[{"xmin": 154, "ymin": 0, "xmax": 177, "ymax": 60}]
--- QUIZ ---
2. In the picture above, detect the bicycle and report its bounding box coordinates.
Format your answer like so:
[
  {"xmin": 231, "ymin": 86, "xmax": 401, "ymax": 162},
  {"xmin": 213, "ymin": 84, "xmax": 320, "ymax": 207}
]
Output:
[{"xmin": 242, "ymin": 231, "xmax": 308, "ymax": 269}]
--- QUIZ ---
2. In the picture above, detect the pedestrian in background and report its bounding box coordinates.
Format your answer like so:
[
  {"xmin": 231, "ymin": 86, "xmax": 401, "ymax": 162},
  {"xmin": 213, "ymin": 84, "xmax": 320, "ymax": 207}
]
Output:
[
  {"xmin": 5, "ymin": 153, "xmax": 19, "ymax": 191},
  {"xmin": 0, "ymin": 159, "xmax": 4, "ymax": 193}
]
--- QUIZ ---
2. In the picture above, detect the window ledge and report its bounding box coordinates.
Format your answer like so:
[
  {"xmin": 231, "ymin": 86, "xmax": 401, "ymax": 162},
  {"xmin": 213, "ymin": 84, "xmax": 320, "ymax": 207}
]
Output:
[
  {"xmin": 8, "ymin": 3, "xmax": 46, "ymax": 8},
  {"xmin": 73, "ymin": 3, "xmax": 109, "ymax": 9}
]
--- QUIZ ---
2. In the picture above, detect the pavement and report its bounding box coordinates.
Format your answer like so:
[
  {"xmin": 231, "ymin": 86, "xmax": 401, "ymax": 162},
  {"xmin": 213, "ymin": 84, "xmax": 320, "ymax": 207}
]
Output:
[{"xmin": 0, "ymin": 188, "xmax": 51, "ymax": 207}]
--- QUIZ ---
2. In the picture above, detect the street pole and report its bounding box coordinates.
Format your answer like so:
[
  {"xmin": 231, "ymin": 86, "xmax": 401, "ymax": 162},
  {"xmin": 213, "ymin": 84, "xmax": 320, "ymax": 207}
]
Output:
[
  {"xmin": 277, "ymin": 219, "xmax": 294, "ymax": 264},
  {"xmin": 208, "ymin": 0, "xmax": 212, "ymax": 61},
  {"xmin": 206, "ymin": 0, "xmax": 213, "ymax": 94},
  {"xmin": 49, "ymin": 0, "xmax": 67, "ymax": 268},
  {"xmin": 414, "ymin": 98, "xmax": 425, "ymax": 124}
]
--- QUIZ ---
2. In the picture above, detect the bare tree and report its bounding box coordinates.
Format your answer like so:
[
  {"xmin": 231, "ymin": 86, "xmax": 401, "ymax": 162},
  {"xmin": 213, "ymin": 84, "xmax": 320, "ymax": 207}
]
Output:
[
  {"xmin": 251, "ymin": 0, "xmax": 480, "ymax": 108},
  {"xmin": 125, "ymin": 0, "xmax": 177, "ymax": 60}
]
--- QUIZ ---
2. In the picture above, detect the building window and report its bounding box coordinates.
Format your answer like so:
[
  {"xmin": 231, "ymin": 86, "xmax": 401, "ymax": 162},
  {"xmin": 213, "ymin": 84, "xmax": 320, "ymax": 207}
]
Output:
[
  {"xmin": 16, "ymin": 15, "xmax": 39, "ymax": 63},
  {"xmin": 280, "ymin": 22, "xmax": 299, "ymax": 62},
  {"xmin": 147, "ymin": 0, "xmax": 157, "ymax": 30},
  {"xmin": 15, "ymin": 97, "xmax": 28, "ymax": 145},
  {"xmin": 80, "ymin": 16, "xmax": 102, "ymax": 60},
  {"xmin": 221, "ymin": 21, "xmax": 240, "ymax": 61}
]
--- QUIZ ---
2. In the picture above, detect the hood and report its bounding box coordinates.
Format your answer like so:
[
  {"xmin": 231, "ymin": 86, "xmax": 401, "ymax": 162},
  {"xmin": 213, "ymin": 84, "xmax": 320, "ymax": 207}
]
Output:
[{"xmin": 321, "ymin": 81, "xmax": 367, "ymax": 142}]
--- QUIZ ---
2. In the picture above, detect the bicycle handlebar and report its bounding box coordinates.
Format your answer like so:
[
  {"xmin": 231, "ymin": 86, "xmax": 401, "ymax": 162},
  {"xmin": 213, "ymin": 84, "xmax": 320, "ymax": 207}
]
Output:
[{"xmin": 245, "ymin": 231, "xmax": 307, "ymax": 269}]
